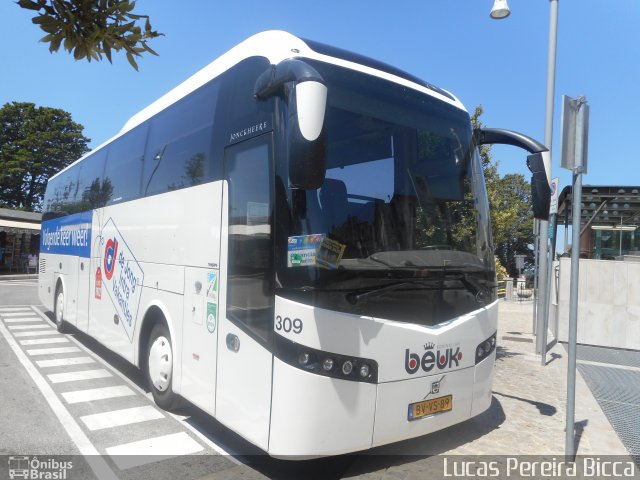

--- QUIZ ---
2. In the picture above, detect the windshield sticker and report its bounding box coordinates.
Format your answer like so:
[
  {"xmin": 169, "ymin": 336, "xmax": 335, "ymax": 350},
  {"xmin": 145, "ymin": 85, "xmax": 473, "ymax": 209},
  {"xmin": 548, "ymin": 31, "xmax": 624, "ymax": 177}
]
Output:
[
  {"xmin": 287, "ymin": 234, "xmax": 324, "ymax": 267},
  {"xmin": 287, "ymin": 234, "xmax": 346, "ymax": 269},
  {"xmin": 316, "ymin": 237, "xmax": 346, "ymax": 269}
]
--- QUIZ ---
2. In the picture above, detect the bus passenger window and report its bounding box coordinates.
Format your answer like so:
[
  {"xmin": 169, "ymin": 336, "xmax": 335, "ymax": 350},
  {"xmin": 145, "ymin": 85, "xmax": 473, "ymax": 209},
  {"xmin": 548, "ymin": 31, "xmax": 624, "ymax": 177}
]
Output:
[
  {"xmin": 103, "ymin": 124, "xmax": 147, "ymax": 204},
  {"xmin": 143, "ymin": 81, "xmax": 218, "ymax": 197}
]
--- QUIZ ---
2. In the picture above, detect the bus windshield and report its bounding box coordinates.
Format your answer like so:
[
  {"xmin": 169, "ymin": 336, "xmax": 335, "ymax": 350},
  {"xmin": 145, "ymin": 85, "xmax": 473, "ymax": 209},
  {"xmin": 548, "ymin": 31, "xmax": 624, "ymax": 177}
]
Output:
[{"xmin": 276, "ymin": 60, "xmax": 495, "ymax": 324}]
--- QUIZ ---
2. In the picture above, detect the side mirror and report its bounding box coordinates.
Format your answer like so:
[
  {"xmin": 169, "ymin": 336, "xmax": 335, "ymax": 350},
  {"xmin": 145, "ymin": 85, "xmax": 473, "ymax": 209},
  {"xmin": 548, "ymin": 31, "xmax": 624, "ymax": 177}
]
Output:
[
  {"xmin": 474, "ymin": 127, "xmax": 551, "ymax": 220},
  {"xmin": 255, "ymin": 60, "xmax": 328, "ymax": 190},
  {"xmin": 287, "ymin": 81, "xmax": 327, "ymax": 190},
  {"xmin": 527, "ymin": 152, "xmax": 551, "ymax": 220}
]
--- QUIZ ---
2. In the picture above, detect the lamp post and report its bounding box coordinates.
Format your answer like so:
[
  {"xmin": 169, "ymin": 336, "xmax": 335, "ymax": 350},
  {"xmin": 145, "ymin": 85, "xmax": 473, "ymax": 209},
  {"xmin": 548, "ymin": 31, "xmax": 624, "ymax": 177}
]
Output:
[{"xmin": 490, "ymin": 0, "xmax": 558, "ymax": 364}]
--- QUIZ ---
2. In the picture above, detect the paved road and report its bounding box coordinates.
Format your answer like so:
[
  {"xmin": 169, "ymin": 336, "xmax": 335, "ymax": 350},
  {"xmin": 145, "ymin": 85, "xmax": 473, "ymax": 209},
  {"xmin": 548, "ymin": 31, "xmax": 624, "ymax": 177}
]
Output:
[
  {"xmin": 0, "ymin": 279, "xmax": 436, "ymax": 480},
  {"xmin": 2, "ymin": 280, "xmax": 636, "ymax": 480}
]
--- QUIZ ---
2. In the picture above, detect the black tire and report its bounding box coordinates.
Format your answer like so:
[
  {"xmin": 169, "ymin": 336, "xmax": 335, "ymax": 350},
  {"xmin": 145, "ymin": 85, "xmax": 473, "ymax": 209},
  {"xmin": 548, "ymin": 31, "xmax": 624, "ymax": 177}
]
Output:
[
  {"xmin": 145, "ymin": 323, "xmax": 182, "ymax": 411},
  {"xmin": 54, "ymin": 284, "xmax": 68, "ymax": 333}
]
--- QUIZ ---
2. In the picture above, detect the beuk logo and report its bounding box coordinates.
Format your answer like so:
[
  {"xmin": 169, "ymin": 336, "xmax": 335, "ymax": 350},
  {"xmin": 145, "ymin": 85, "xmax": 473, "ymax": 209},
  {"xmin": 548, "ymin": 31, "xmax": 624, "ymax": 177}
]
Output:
[
  {"xmin": 104, "ymin": 237, "xmax": 118, "ymax": 280},
  {"xmin": 405, "ymin": 347, "xmax": 462, "ymax": 374}
]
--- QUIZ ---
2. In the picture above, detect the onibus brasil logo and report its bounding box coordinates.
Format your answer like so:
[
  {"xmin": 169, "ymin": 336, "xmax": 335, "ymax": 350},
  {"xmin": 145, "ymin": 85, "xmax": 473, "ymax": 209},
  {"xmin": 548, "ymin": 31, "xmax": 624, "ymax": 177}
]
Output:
[{"xmin": 8, "ymin": 456, "xmax": 73, "ymax": 479}]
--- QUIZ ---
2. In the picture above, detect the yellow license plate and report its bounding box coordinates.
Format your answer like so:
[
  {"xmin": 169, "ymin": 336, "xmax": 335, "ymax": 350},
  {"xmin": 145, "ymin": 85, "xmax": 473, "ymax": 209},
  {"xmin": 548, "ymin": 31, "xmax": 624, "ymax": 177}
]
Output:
[{"xmin": 408, "ymin": 394, "xmax": 453, "ymax": 421}]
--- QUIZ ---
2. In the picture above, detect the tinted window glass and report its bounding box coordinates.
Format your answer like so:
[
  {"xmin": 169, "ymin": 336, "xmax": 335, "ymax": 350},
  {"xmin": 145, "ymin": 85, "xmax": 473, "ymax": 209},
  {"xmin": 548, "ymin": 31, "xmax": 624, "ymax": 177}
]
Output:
[
  {"xmin": 73, "ymin": 148, "xmax": 108, "ymax": 211},
  {"xmin": 143, "ymin": 82, "xmax": 218, "ymax": 196},
  {"xmin": 104, "ymin": 125, "xmax": 147, "ymax": 204},
  {"xmin": 42, "ymin": 167, "xmax": 78, "ymax": 218},
  {"xmin": 226, "ymin": 137, "xmax": 273, "ymax": 343}
]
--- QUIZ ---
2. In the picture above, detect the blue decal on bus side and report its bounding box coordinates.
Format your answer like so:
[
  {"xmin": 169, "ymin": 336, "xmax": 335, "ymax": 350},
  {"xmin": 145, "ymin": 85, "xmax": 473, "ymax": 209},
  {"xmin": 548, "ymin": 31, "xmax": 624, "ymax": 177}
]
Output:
[{"xmin": 40, "ymin": 211, "xmax": 92, "ymax": 258}]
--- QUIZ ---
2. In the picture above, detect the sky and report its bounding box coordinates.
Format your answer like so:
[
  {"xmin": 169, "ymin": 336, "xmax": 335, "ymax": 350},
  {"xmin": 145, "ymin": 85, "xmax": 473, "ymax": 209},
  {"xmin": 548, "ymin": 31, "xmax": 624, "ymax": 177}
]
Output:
[{"xmin": 1, "ymin": 0, "xmax": 639, "ymax": 195}]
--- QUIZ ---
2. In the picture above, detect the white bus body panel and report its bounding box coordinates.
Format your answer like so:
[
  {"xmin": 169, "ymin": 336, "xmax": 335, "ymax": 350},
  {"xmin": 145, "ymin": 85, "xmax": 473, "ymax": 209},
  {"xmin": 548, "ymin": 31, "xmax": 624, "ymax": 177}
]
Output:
[
  {"xmin": 269, "ymin": 358, "xmax": 376, "ymax": 457},
  {"xmin": 215, "ymin": 322, "xmax": 272, "ymax": 451},
  {"xmin": 180, "ymin": 266, "xmax": 218, "ymax": 414},
  {"xmin": 40, "ymin": 182, "xmax": 223, "ymax": 396}
]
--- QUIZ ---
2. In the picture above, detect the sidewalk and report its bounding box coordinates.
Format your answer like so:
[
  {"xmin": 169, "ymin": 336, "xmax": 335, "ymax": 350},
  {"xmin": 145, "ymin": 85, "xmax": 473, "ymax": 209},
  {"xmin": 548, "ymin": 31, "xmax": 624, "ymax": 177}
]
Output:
[{"xmin": 0, "ymin": 272, "xmax": 38, "ymax": 280}]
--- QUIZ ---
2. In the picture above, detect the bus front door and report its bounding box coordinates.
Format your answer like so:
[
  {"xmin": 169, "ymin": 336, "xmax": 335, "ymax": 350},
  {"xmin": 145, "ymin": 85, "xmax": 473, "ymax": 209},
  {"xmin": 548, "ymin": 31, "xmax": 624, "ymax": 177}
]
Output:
[{"xmin": 216, "ymin": 134, "xmax": 274, "ymax": 452}]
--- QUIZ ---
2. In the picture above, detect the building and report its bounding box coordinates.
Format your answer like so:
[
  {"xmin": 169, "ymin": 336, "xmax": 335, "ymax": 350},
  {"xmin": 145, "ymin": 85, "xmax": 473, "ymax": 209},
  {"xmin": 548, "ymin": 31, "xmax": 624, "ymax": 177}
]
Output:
[
  {"xmin": 0, "ymin": 208, "xmax": 42, "ymax": 272},
  {"xmin": 556, "ymin": 185, "xmax": 640, "ymax": 260}
]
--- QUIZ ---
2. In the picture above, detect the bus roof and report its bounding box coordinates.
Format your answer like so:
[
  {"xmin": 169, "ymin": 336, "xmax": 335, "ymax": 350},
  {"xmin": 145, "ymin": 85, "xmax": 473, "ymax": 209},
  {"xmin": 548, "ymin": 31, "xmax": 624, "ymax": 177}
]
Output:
[{"xmin": 53, "ymin": 30, "xmax": 465, "ymax": 180}]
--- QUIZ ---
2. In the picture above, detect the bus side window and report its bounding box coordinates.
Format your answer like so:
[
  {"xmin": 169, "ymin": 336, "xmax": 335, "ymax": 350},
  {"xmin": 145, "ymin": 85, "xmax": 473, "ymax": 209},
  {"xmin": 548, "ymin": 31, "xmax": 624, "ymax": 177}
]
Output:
[
  {"xmin": 73, "ymin": 148, "xmax": 108, "ymax": 210},
  {"xmin": 143, "ymin": 81, "xmax": 219, "ymax": 197},
  {"xmin": 43, "ymin": 168, "xmax": 79, "ymax": 218},
  {"xmin": 103, "ymin": 124, "xmax": 147, "ymax": 205}
]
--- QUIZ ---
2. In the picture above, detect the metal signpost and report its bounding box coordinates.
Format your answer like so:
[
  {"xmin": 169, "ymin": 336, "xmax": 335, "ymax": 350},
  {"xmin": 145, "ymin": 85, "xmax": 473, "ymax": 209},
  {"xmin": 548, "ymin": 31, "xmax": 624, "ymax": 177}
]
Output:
[
  {"xmin": 561, "ymin": 95, "xmax": 589, "ymax": 458},
  {"xmin": 540, "ymin": 177, "xmax": 560, "ymax": 366}
]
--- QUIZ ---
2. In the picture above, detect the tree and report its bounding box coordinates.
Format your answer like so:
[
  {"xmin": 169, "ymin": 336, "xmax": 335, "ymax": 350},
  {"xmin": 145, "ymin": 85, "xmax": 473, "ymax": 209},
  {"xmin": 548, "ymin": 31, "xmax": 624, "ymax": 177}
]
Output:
[
  {"xmin": 17, "ymin": 0, "xmax": 162, "ymax": 70},
  {"xmin": 0, "ymin": 102, "xmax": 90, "ymax": 211},
  {"xmin": 493, "ymin": 174, "xmax": 534, "ymax": 277},
  {"xmin": 471, "ymin": 105, "xmax": 535, "ymax": 277}
]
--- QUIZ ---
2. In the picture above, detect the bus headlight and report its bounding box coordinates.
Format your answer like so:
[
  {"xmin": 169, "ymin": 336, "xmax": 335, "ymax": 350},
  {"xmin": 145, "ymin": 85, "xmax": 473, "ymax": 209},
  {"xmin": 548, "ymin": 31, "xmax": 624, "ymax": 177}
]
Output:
[
  {"xmin": 298, "ymin": 353, "xmax": 311, "ymax": 366},
  {"xmin": 323, "ymin": 358, "xmax": 334, "ymax": 371},
  {"xmin": 475, "ymin": 332, "xmax": 497, "ymax": 364},
  {"xmin": 275, "ymin": 334, "xmax": 378, "ymax": 383},
  {"xmin": 341, "ymin": 360, "xmax": 353, "ymax": 375}
]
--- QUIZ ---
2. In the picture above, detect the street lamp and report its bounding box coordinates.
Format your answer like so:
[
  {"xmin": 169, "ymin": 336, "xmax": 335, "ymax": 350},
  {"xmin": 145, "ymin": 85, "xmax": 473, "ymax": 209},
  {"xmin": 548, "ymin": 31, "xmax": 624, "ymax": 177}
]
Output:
[{"xmin": 490, "ymin": 0, "xmax": 511, "ymax": 19}]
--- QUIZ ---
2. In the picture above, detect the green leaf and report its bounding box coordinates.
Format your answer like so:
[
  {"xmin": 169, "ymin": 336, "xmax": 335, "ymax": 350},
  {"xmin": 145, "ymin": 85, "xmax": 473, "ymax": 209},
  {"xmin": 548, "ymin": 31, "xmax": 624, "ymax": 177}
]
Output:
[
  {"xmin": 48, "ymin": 35, "xmax": 63, "ymax": 52},
  {"xmin": 103, "ymin": 42, "xmax": 113, "ymax": 63},
  {"xmin": 125, "ymin": 51, "xmax": 139, "ymax": 71},
  {"xmin": 63, "ymin": 36, "xmax": 74, "ymax": 52},
  {"xmin": 141, "ymin": 42, "xmax": 158, "ymax": 56},
  {"xmin": 17, "ymin": 0, "xmax": 43, "ymax": 11}
]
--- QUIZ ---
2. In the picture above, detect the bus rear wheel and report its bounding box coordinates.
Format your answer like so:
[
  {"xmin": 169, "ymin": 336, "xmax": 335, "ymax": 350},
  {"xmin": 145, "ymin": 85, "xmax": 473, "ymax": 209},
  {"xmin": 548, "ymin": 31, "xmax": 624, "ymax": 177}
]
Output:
[
  {"xmin": 146, "ymin": 323, "xmax": 182, "ymax": 411},
  {"xmin": 54, "ymin": 285, "xmax": 68, "ymax": 333}
]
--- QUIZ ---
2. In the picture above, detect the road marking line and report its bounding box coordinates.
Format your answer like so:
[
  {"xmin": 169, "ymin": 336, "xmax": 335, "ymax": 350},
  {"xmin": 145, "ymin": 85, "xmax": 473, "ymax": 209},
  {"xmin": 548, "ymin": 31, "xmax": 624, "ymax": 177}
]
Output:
[
  {"xmin": 105, "ymin": 432, "xmax": 204, "ymax": 470},
  {"xmin": 0, "ymin": 307, "xmax": 32, "ymax": 312},
  {"xmin": 3, "ymin": 317, "xmax": 44, "ymax": 323},
  {"xmin": 0, "ymin": 317, "xmax": 118, "ymax": 480},
  {"xmin": 13, "ymin": 330, "xmax": 60, "ymax": 338},
  {"xmin": 80, "ymin": 405, "xmax": 164, "ymax": 431},
  {"xmin": 62, "ymin": 385, "xmax": 135, "ymax": 404},
  {"xmin": 577, "ymin": 359, "xmax": 640, "ymax": 373},
  {"xmin": 27, "ymin": 346, "xmax": 81, "ymax": 356},
  {"xmin": 20, "ymin": 337, "xmax": 69, "ymax": 346},
  {"xmin": 1, "ymin": 311, "xmax": 40, "ymax": 317},
  {"xmin": 30, "ymin": 306, "xmax": 233, "ymax": 460},
  {"xmin": 8, "ymin": 324, "xmax": 51, "ymax": 330},
  {"xmin": 47, "ymin": 368, "xmax": 112, "ymax": 384},
  {"xmin": 36, "ymin": 357, "xmax": 95, "ymax": 368}
]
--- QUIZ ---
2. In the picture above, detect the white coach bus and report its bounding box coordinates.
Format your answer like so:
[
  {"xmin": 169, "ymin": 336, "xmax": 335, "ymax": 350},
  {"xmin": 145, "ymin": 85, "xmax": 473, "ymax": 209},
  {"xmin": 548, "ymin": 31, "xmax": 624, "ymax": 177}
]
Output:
[{"xmin": 39, "ymin": 31, "xmax": 550, "ymax": 458}]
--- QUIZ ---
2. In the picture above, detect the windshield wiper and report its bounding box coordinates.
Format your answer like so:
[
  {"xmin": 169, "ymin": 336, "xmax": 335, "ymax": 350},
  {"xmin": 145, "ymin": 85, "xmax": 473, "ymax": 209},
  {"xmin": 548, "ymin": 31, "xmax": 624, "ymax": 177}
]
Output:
[
  {"xmin": 346, "ymin": 280, "xmax": 427, "ymax": 305},
  {"xmin": 345, "ymin": 271, "xmax": 495, "ymax": 305}
]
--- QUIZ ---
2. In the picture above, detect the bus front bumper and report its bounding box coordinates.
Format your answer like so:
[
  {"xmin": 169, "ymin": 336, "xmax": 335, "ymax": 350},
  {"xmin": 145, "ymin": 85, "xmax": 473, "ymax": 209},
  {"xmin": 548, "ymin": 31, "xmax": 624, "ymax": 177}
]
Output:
[{"xmin": 267, "ymin": 352, "xmax": 495, "ymax": 458}]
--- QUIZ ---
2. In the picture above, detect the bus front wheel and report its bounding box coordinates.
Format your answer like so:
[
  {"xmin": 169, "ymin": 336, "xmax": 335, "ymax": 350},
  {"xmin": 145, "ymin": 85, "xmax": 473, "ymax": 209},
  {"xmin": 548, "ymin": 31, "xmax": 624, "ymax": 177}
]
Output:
[{"xmin": 146, "ymin": 323, "xmax": 182, "ymax": 411}]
